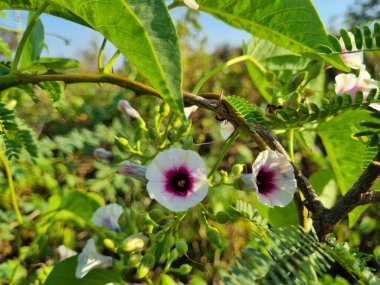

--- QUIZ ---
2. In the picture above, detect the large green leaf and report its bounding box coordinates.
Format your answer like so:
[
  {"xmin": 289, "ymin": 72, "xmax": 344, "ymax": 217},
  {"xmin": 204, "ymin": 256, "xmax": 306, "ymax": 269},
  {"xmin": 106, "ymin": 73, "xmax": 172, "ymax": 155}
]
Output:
[
  {"xmin": 245, "ymin": 36, "xmax": 310, "ymax": 102},
  {"xmin": 44, "ymin": 256, "xmax": 120, "ymax": 285},
  {"xmin": 317, "ymin": 110, "xmax": 377, "ymax": 226},
  {"xmin": 197, "ymin": 0, "xmax": 348, "ymax": 71},
  {"xmin": 0, "ymin": 1, "xmax": 89, "ymax": 27},
  {"xmin": 1, "ymin": 0, "xmax": 184, "ymax": 116},
  {"xmin": 19, "ymin": 12, "xmax": 44, "ymax": 70}
]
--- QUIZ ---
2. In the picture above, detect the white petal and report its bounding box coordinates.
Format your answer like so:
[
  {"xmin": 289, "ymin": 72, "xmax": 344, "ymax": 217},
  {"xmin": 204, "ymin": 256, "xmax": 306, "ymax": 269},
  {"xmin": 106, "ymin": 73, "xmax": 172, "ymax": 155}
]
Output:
[
  {"xmin": 183, "ymin": 0, "xmax": 199, "ymax": 9},
  {"xmin": 75, "ymin": 239, "xmax": 113, "ymax": 279},
  {"xmin": 184, "ymin": 106, "xmax": 198, "ymax": 118},
  {"xmin": 58, "ymin": 245, "xmax": 77, "ymax": 261},
  {"xmin": 92, "ymin": 204, "xmax": 123, "ymax": 231},
  {"xmin": 335, "ymin": 73, "xmax": 358, "ymax": 95},
  {"xmin": 369, "ymin": 103, "xmax": 380, "ymax": 111},
  {"xmin": 220, "ymin": 122, "xmax": 235, "ymax": 140}
]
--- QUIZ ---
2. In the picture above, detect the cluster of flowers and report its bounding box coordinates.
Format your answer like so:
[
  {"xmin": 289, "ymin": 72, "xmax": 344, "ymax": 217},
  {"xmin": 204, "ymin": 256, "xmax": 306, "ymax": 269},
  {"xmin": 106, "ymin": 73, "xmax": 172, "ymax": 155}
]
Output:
[
  {"xmin": 335, "ymin": 33, "xmax": 379, "ymax": 110},
  {"xmin": 77, "ymin": 146, "xmax": 297, "ymax": 278},
  {"xmin": 120, "ymin": 148, "xmax": 297, "ymax": 211}
]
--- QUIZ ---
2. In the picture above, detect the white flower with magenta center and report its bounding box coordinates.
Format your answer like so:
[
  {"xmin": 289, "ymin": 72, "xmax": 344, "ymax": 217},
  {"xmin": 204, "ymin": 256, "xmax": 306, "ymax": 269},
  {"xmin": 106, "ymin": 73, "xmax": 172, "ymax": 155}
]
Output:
[
  {"xmin": 75, "ymin": 239, "xmax": 113, "ymax": 279},
  {"xmin": 244, "ymin": 150, "xmax": 297, "ymax": 207},
  {"xmin": 92, "ymin": 203, "xmax": 123, "ymax": 231},
  {"xmin": 145, "ymin": 148, "xmax": 208, "ymax": 212}
]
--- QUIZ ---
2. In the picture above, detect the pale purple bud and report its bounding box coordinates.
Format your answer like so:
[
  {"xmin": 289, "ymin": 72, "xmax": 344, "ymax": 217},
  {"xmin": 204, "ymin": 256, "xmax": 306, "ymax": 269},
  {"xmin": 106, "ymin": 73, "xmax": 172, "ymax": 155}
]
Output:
[
  {"xmin": 117, "ymin": 100, "xmax": 141, "ymax": 120},
  {"xmin": 119, "ymin": 161, "xmax": 147, "ymax": 184},
  {"xmin": 94, "ymin": 147, "xmax": 114, "ymax": 159}
]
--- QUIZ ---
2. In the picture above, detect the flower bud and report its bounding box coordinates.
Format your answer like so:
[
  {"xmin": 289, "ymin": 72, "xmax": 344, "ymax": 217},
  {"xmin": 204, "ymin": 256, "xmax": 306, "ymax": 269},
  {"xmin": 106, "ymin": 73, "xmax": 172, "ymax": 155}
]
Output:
[
  {"xmin": 118, "ymin": 100, "xmax": 141, "ymax": 120},
  {"xmin": 305, "ymin": 60, "xmax": 324, "ymax": 81},
  {"xmin": 137, "ymin": 212, "xmax": 159, "ymax": 228},
  {"xmin": 231, "ymin": 164, "xmax": 244, "ymax": 176},
  {"xmin": 137, "ymin": 253, "xmax": 155, "ymax": 278},
  {"xmin": 287, "ymin": 71, "xmax": 308, "ymax": 93},
  {"xmin": 215, "ymin": 211, "xmax": 231, "ymax": 224},
  {"xmin": 94, "ymin": 147, "xmax": 114, "ymax": 159},
  {"xmin": 174, "ymin": 264, "xmax": 192, "ymax": 275},
  {"xmin": 120, "ymin": 233, "xmax": 149, "ymax": 252},
  {"xmin": 283, "ymin": 91, "xmax": 301, "ymax": 110},
  {"xmin": 175, "ymin": 240, "xmax": 188, "ymax": 256},
  {"xmin": 149, "ymin": 208, "xmax": 165, "ymax": 222},
  {"xmin": 128, "ymin": 254, "xmax": 141, "ymax": 268},
  {"xmin": 119, "ymin": 160, "xmax": 147, "ymax": 184},
  {"xmin": 207, "ymin": 226, "xmax": 222, "ymax": 249},
  {"xmin": 103, "ymin": 238, "xmax": 116, "ymax": 251}
]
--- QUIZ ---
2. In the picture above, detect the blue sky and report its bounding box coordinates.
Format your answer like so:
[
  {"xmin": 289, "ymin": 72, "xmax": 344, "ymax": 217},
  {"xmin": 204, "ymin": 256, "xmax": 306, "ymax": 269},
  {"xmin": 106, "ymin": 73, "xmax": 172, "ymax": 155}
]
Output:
[{"xmin": 1, "ymin": 0, "xmax": 357, "ymax": 60}]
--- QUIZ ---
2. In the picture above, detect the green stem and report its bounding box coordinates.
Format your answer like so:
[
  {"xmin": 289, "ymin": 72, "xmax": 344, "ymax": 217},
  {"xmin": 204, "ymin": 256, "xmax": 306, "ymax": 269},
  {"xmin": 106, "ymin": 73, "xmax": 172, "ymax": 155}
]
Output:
[
  {"xmin": 0, "ymin": 72, "xmax": 161, "ymax": 97},
  {"xmin": 192, "ymin": 55, "xmax": 257, "ymax": 94},
  {"xmin": 98, "ymin": 38, "xmax": 107, "ymax": 72},
  {"xmin": 0, "ymin": 149, "xmax": 23, "ymax": 225},
  {"xmin": 103, "ymin": 49, "xmax": 121, "ymax": 73},
  {"xmin": 11, "ymin": 1, "xmax": 49, "ymax": 72},
  {"xmin": 208, "ymin": 128, "xmax": 239, "ymax": 181},
  {"xmin": 288, "ymin": 128, "xmax": 295, "ymax": 162}
]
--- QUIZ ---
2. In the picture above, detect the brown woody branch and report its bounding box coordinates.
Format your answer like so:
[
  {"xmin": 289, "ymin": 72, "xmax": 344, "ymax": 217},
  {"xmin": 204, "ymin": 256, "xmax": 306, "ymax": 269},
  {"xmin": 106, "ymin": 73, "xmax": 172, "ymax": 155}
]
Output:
[{"xmin": 314, "ymin": 151, "xmax": 380, "ymax": 238}]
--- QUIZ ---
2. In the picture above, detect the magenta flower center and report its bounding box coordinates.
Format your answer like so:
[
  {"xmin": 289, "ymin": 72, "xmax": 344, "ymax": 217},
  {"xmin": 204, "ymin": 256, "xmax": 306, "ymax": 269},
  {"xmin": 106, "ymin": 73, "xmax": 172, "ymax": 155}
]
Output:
[
  {"xmin": 256, "ymin": 166, "xmax": 277, "ymax": 196},
  {"xmin": 165, "ymin": 166, "xmax": 193, "ymax": 197}
]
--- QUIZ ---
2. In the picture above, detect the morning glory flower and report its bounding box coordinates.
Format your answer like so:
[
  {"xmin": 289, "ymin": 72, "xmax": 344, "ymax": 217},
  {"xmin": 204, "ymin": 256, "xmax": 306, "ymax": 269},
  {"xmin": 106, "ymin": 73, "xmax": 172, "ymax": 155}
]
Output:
[
  {"xmin": 145, "ymin": 148, "xmax": 208, "ymax": 212},
  {"xmin": 92, "ymin": 204, "xmax": 123, "ymax": 231},
  {"xmin": 335, "ymin": 69, "xmax": 378, "ymax": 99},
  {"xmin": 75, "ymin": 239, "xmax": 113, "ymax": 279},
  {"xmin": 339, "ymin": 32, "xmax": 364, "ymax": 70},
  {"xmin": 182, "ymin": 0, "xmax": 199, "ymax": 9},
  {"xmin": 241, "ymin": 150, "xmax": 297, "ymax": 207}
]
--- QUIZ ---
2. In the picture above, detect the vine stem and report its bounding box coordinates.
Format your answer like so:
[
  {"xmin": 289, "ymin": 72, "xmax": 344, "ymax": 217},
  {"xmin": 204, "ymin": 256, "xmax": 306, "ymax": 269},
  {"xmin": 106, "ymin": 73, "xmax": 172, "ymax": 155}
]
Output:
[
  {"xmin": 11, "ymin": 1, "xmax": 49, "ymax": 72},
  {"xmin": 0, "ymin": 149, "xmax": 23, "ymax": 225},
  {"xmin": 103, "ymin": 49, "xmax": 121, "ymax": 73},
  {"xmin": 97, "ymin": 38, "xmax": 107, "ymax": 72},
  {"xmin": 192, "ymin": 55, "xmax": 259, "ymax": 94},
  {"xmin": 208, "ymin": 128, "xmax": 239, "ymax": 181}
]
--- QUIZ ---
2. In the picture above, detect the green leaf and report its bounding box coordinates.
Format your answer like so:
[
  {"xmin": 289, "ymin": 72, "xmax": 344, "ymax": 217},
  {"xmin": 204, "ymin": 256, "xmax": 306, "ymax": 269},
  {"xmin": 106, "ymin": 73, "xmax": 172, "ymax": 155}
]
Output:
[
  {"xmin": 38, "ymin": 57, "xmax": 79, "ymax": 71},
  {"xmin": 60, "ymin": 191, "xmax": 101, "ymax": 220},
  {"xmin": 0, "ymin": 37, "xmax": 11, "ymax": 57},
  {"xmin": 245, "ymin": 36, "xmax": 310, "ymax": 102},
  {"xmin": 363, "ymin": 25, "xmax": 373, "ymax": 49},
  {"xmin": 197, "ymin": 0, "xmax": 348, "ymax": 71},
  {"xmin": 38, "ymin": 81, "xmax": 64, "ymax": 103},
  {"xmin": 340, "ymin": 29, "xmax": 352, "ymax": 51},
  {"xmin": 48, "ymin": 0, "xmax": 183, "ymax": 117},
  {"xmin": 20, "ymin": 13, "xmax": 44, "ymax": 70},
  {"xmin": 317, "ymin": 110, "xmax": 377, "ymax": 226},
  {"xmin": 0, "ymin": 1, "xmax": 89, "ymax": 27},
  {"xmin": 308, "ymin": 169, "xmax": 338, "ymax": 208},
  {"xmin": 267, "ymin": 201, "xmax": 299, "ymax": 227},
  {"xmin": 44, "ymin": 256, "xmax": 120, "ymax": 285},
  {"xmin": 1, "ymin": 0, "xmax": 184, "ymax": 116}
]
